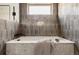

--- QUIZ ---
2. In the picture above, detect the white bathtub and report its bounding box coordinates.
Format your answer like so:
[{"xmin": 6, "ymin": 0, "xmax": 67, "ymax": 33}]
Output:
[{"xmin": 6, "ymin": 36, "xmax": 75, "ymax": 55}]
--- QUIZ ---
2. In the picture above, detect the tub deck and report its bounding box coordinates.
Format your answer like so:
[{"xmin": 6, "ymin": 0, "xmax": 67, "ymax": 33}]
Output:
[{"xmin": 6, "ymin": 36, "xmax": 75, "ymax": 55}]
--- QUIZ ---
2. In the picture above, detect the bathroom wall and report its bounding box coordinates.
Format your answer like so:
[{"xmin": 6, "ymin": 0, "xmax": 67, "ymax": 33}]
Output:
[
  {"xmin": 58, "ymin": 3, "xmax": 79, "ymax": 54},
  {"xmin": 0, "ymin": 3, "xmax": 19, "ymax": 54},
  {"xmin": 19, "ymin": 3, "xmax": 60, "ymax": 36}
]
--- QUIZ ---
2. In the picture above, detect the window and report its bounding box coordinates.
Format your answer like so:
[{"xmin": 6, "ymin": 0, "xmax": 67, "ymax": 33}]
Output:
[{"xmin": 27, "ymin": 4, "xmax": 53, "ymax": 15}]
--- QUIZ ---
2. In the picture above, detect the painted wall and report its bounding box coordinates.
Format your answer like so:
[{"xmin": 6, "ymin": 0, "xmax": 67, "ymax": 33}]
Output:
[
  {"xmin": 58, "ymin": 3, "xmax": 79, "ymax": 54},
  {"xmin": 0, "ymin": 3, "xmax": 19, "ymax": 54},
  {"xmin": 19, "ymin": 3, "xmax": 60, "ymax": 36}
]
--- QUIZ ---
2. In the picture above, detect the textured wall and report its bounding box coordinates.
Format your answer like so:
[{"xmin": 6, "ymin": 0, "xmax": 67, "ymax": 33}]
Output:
[
  {"xmin": 19, "ymin": 3, "xmax": 60, "ymax": 36},
  {"xmin": 58, "ymin": 3, "xmax": 79, "ymax": 54},
  {"xmin": 0, "ymin": 19, "xmax": 19, "ymax": 54}
]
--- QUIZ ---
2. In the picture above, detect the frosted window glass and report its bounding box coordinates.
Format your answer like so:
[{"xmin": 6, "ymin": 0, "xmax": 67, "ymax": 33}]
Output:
[{"xmin": 28, "ymin": 6, "xmax": 51, "ymax": 15}]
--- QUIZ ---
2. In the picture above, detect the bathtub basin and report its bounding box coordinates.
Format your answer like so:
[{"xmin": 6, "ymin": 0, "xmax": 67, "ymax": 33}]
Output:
[{"xmin": 6, "ymin": 36, "xmax": 74, "ymax": 55}]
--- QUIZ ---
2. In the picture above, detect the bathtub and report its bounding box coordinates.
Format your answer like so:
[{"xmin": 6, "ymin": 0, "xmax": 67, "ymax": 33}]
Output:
[{"xmin": 6, "ymin": 36, "xmax": 75, "ymax": 55}]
